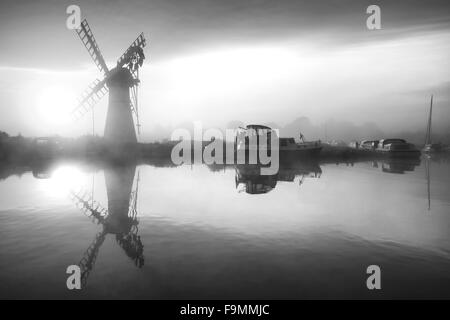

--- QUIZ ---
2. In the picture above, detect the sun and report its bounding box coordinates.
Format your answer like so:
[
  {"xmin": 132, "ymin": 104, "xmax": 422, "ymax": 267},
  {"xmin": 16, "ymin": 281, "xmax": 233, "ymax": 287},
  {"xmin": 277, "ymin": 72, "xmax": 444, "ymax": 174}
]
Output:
[
  {"xmin": 38, "ymin": 165, "xmax": 89, "ymax": 198},
  {"xmin": 35, "ymin": 85, "xmax": 77, "ymax": 126}
]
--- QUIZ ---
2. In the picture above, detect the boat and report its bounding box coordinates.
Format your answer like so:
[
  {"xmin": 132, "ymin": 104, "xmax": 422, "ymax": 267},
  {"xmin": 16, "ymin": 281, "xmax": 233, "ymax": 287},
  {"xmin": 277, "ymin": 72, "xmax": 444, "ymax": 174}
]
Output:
[
  {"xmin": 235, "ymin": 124, "xmax": 322, "ymax": 161},
  {"xmin": 278, "ymin": 134, "xmax": 322, "ymax": 159},
  {"xmin": 423, "ymin": 95, "xmax": 444, "ymax": 153},
  {"xmin": 360, "ymin": 140, "xmax": 379, "ymax": 151},
  {"xmin": 376, "ymin": 138, "xmax": 420, "ymax": 158},
  {"xmin": 32, "ymin": 137, "xmax": 64, "ymax": 158}
]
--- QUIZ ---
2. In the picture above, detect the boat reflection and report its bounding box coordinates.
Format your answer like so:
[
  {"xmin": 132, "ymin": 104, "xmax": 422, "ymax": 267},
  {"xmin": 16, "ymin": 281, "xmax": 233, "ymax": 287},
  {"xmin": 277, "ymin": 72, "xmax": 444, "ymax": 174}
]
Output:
[
  {"xmin": 235, "ymin": 162, "xmax": 322, "ymax": 194},
  {"xmin": 32, "ymin": 162, "xmax": 54, "ymax": 179},
  {"xmin": 371, "ymin": 158, "xmax": 421, "ymax": 174},
  {"xmin": 70, "ymin": 164, "xmax": 144, "ymax": 287}
]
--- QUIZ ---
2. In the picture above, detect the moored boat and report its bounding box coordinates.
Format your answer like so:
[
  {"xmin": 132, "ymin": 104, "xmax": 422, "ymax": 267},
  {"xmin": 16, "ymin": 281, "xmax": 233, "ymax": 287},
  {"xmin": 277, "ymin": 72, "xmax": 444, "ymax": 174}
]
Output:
[
  {"xmin": 360, "ymin": 140, "xmax": 379, "ymax": 151},
  {"xmin": 376, "ymin": 138, "xmax": 420, "ymax": 158},
  {"xmin": 235, "ymin": 124, "xmax": 322, "ymax": 161},
  {"xmin": 279, "ymin": 136, "xmax": 322, "ymax": 159}
]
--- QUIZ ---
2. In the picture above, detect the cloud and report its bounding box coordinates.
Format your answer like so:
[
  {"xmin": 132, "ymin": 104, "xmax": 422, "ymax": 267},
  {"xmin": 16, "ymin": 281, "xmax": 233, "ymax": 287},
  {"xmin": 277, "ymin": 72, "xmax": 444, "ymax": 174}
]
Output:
[
  {"xmin": 1, "ymin": 0, "xmax": 449, "ymax": 68},
  {"xmin": 407, "ymin": 81, "xmax": 450, "ymax": 99},
  {"xmin": 0, "ymin": 0, "xmax": 449, "ymax": 138}
]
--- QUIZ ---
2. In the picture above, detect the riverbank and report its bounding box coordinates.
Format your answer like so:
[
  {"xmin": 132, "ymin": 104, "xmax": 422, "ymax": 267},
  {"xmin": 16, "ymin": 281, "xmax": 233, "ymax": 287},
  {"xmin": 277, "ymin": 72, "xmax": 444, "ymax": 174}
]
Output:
[{"xmin": 1, "ymin": 133, "xmax": 423, "ymax": 165}]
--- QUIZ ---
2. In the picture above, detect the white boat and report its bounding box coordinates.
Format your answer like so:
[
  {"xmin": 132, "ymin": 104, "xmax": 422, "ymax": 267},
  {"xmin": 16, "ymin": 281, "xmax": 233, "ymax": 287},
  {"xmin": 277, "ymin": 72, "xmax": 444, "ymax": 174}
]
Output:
[
  {"xmin": 235, "ymin": 124, "xmax": 322, "ymax": 160},
  {"xmin": 376, "ymin": 138, "xmax": 420, "ymax": 158}
]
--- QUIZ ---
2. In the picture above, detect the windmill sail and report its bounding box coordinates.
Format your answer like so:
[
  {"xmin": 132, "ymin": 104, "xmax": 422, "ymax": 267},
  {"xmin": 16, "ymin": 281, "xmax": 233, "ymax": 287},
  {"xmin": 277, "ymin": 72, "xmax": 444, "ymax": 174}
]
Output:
[
  {"xmin": 76, "ymin": 19, "xmax": 109, "ymax": 75},
  {"xmin": 71, "ymin": 78, "xmax": 108, "ymax": 121},
  {"xmin": 116, "ymin": 33, "xmax": 146, "ymax": 74},
  {"xmin": 78, "ymin": 231, "xmax": 106, "ymax": 287}
]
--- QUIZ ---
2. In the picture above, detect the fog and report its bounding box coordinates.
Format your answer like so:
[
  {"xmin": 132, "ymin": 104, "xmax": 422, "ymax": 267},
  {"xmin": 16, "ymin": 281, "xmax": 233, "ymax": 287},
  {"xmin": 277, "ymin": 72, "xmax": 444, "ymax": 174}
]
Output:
[{"xmin": 0, "ymin": 0, "xmax": 448, "ymax": 141}]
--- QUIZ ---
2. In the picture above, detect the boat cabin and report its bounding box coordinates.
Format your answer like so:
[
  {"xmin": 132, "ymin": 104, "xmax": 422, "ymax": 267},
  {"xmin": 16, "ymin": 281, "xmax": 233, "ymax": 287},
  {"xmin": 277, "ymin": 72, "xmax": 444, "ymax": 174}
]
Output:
[
  {"xmin": 360, "ymin": 140, "xmax": 379, "ymax": 150},
  {"xmin": 279, "ymin": 138, "xmax": 296, "ymax": 147},
  {"xmin": 235, "ymin": 124, "xmax": 277, "ymax": 151}
]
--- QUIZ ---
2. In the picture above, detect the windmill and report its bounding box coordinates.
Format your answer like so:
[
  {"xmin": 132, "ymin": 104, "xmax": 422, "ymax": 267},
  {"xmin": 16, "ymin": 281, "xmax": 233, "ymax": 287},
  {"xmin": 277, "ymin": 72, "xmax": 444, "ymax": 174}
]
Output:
[{"xmin": 72, "ymin": 19, "xmax": 146, "ymax": 143}]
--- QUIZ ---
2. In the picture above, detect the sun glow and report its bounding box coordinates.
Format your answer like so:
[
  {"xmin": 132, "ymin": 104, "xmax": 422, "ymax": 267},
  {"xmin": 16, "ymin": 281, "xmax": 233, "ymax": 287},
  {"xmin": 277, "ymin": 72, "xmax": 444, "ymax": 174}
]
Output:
[
  {"xmin": 35, "ymin": 85, "xmax": 77, "ymax": 126},
  {"xmin": 163, "ymin": 46, "xmax": 303, "ymax": 97},
  {"xmin": 39, "ymin": 165, "xmax": 89, "ymax": 198},
  {"xmin": 146, "ymin": 45, "xmax": 309, "ymax": 126}
]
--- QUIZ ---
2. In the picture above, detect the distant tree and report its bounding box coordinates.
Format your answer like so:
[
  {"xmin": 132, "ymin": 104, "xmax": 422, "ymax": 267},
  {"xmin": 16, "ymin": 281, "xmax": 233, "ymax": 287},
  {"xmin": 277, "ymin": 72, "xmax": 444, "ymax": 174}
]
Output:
[
  {"xmin": 226, "ymin": 120, "xmax": 245, "ymax": 130},
  {"xmin": 0, "ymin": 131, "xmax": 9, "ymax": 140}
]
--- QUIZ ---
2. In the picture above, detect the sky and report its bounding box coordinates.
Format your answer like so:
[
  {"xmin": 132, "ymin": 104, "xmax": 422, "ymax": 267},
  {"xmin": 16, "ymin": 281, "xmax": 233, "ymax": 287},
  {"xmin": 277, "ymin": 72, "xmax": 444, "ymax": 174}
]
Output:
[{"xmin": 0, "ymin": 0, "xmax": 449, "ymax": 141}]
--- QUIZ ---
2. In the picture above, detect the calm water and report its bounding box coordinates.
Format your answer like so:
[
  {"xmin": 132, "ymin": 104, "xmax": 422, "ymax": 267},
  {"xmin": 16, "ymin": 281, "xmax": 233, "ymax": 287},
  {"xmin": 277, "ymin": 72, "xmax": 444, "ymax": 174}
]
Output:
[{"xmin": 0, "ymin": 156, "xmax": 449, "ymax": 299}]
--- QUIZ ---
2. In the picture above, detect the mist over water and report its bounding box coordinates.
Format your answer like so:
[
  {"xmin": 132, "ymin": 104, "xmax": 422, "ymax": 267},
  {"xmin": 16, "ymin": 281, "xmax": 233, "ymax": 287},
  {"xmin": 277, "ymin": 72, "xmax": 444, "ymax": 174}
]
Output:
[
  {"xmin": 1, "ymin": 0, "xmax": 450, "ymax": 303},
  {"xmin": 0, "ymin": 156, "xmax": 449, "ymax": 299}
]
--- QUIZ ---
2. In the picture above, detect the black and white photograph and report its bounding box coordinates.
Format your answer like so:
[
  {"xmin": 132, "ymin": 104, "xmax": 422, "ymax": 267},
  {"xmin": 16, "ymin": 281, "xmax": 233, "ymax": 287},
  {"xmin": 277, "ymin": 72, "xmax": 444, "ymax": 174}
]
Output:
[{"xmin": 0, "ymin": 0, "xmax": 449, "ymax": 303}]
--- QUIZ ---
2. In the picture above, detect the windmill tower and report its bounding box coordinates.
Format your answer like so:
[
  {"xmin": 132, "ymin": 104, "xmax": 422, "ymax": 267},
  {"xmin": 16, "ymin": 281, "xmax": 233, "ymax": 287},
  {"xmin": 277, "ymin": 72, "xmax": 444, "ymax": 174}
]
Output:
[{"xmin": 72, "ymin": 19, "xmax": 146, "ymax": 144}]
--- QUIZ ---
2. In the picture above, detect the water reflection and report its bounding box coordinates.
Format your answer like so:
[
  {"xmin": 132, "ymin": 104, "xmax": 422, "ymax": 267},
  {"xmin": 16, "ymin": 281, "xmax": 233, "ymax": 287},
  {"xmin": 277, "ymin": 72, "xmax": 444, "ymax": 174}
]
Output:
[
  {"xmin": 235, "ymin": 162, "xmax": 322, "ymax": 194},
  {"xmin": 372, "ymin": 158, "xmax": 421, "ymax": 174},
  {"xmin": 70, "ymin": 164, "xmax": 144, "ymax": 286},
  {"xmin": 32, "ymin": 162, "xmax": 53, "ymax": 179},
  {"xmin": 1, "ymin": 155, "xmax": 450, "ymax": 298}
]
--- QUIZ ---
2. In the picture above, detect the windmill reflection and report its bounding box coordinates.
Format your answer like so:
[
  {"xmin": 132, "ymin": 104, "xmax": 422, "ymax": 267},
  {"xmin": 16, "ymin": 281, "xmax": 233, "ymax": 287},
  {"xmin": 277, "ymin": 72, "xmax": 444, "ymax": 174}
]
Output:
[
  {"xmin": 31, "ymin": 161, "xmax": 54, "ymax": 179},
  {"xmin": 235, "ymin": 162, "xmax": 322, "ymax": 194},
  {"xmin": 70, "ymin": 165, "xmax": 143, "ymax": 287}
]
